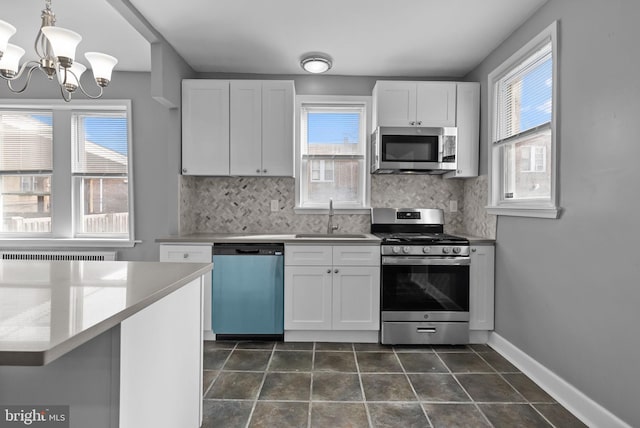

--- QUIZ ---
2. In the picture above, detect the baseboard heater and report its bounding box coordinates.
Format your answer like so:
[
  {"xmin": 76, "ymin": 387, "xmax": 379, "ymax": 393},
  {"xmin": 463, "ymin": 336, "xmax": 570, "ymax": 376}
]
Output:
[{"xmin": 0, "ymin": 250, "xmax": 117, "ymax": 261}]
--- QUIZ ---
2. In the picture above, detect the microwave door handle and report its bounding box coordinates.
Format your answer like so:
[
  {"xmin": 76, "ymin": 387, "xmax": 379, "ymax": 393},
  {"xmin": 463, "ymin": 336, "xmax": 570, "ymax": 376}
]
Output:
[{"xmin": 438, "ymin": 136, "xmax": 444, "ymax": 163}]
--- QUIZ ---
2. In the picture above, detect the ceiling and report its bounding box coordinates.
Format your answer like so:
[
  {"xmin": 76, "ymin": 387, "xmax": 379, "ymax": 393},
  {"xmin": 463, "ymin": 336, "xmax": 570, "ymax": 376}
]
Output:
[{"xmin": 2, "ymin": 0, "xmax": 548, "ymax": 77}]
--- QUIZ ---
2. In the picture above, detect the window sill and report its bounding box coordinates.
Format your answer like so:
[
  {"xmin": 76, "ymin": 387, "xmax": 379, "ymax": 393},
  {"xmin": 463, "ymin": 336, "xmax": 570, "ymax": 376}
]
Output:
[
  {"xmin": 294, "ymin": 207, "xmax": 371, "ymax": 215},
  {"xmin": 0, "ymin": 238, "xmax": 139, "ymax": 248},
  {"xmin": 486, "ymin": 206, "xmax": 561, "ymax": 219}
]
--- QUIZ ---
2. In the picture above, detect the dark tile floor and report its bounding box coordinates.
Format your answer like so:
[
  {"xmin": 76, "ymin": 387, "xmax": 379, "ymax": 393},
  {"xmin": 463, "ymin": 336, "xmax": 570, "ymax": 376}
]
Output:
[{"xmin": 202, "ymin": 341, "xmax": 587, "ymax": 428}]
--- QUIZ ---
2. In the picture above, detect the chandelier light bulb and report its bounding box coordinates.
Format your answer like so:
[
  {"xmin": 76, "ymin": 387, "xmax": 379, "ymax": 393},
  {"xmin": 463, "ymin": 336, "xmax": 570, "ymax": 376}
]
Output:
[
  {"xmin": 59, "ymin": 61, "xmax": 86, "ymax": 91},
  {"xmin": 0, "ymin": 44, "xmax": 25, "ymax": 77},
  {"xmin": 85, "ymin": 52, "xmax": 118, "ymax": 87},
  {"xmin": 0, "ymin": 20, "xmax": 17, "ymax": 57},
  {"xmin": 41, "ymin": 26, "xmax": 82, "ymax": 67}
]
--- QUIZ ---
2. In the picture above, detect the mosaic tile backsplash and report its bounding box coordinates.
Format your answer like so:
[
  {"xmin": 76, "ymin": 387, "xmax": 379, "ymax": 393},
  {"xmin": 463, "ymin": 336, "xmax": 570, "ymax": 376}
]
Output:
[{"xmin": 180, "ymin": 174, "xmax": 496, "ymax": 238}]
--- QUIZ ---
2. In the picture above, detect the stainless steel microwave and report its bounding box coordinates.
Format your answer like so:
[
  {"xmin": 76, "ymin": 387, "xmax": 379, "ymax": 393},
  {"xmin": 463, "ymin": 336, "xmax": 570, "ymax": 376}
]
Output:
[{"xmin": 371, "ymin": 126, "xmax": 457, "ymax": 174}]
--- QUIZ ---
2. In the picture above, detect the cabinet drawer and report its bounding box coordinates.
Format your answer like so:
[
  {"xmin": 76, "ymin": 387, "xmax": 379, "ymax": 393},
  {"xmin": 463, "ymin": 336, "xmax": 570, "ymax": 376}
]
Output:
[
  {"xmin": 285, "ymin": 245, "xmax": 332, "ymax": 266},
  {"xmin": 159, "ymin": 244, "xmax": 212, "ymax": 263},
  {"xmin": 333, "ymin": 246, "xmax": 380, "ymax": 266}
]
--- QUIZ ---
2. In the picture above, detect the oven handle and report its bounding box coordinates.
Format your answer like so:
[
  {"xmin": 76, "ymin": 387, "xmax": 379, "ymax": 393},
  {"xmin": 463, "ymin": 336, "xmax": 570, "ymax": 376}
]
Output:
[{"xmin": 381, "ymin": 256, "xmax": 470, "ymax": 266}]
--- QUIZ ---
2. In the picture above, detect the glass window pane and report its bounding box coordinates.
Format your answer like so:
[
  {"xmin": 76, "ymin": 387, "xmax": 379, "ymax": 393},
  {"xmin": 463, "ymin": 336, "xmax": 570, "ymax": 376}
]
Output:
[
  {"xmin": 0, "ymin": 111, "xmax": 52, "ymax": 171},
  {"xmin": 73, "ymin": 113, "xmax": 128, "ymax": 174},
  {"xmin": 502, "ymin": 129, "xmax": 551, "ymax": 201},
  {"xmin": 305, "ymin": 111, "xmax": 362, "ymax": 155},
  {"xmin": 0, "ymin": 174, "xmax": 52, "ymax": 233},
  {"xmin": 304, "ymin": 159, "xmax": 361, "ymax": 204},
  {"xmin": 78, "ymin": 177, "xmax": 129, "ymax": 234}
]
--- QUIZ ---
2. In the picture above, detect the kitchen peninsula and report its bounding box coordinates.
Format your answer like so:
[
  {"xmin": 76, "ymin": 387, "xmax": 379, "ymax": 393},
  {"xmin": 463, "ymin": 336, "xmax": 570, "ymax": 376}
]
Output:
[{"xmin": 0, "ymin": 260, "xmax": 212, "ymax": 428}]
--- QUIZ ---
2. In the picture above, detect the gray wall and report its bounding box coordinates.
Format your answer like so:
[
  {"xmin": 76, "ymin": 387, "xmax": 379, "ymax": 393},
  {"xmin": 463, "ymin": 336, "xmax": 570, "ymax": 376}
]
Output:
[
  {"xmin": 465, "ymin": 1, "xmax": 640, "ymax": 426},
  {"xmin": 0, "ymin": 71, "xmax": 174, "ymax": 261}
]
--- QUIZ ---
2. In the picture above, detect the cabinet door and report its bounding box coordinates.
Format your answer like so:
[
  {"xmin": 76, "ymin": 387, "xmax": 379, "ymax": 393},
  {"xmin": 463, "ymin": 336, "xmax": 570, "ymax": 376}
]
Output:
[
  {"xmin": 230, "ymin": 80, "xmax": 262, "ymax": 176},
  {"xmin": 284, "ymin": 266, "xmax": 332, "ymax": 330},
  {"xmin": 332, "ymin": 266, "xmax": 380, "ymax": 330},
  {"xmin": 469, "ymin": 245, "xmax": 495, "ymax": 330},
  {"xmin": 262, "ymin": 81, "xmax": 295, "ymax": 176},
  {"xmin": 374, "ymin": 81, "xmax": 417, "ymax": 127},
  {"xmin": 416, "ymin": 82, "xmax": 457, "ymax": 127},
  {"xmin": 182, "ymin": 80, "xmax": 230, "ymax": 175},
  {"xmin": 445, "ymin": 82, "xmax": 480, "ymax": 179}
]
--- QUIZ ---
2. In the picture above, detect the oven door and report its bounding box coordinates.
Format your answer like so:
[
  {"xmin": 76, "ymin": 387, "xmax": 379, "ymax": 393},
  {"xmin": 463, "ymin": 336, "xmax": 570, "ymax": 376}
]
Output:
[{"xmin": 381, "ymin": 256, "xmax": 470, "ymax": 322}]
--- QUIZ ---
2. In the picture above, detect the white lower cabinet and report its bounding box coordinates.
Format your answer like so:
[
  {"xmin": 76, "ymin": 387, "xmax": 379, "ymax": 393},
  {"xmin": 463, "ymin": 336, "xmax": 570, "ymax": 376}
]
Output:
[
  {"xmin": 469, "ymin": 244, "xmax": 495, "ymax": 331},
  {"xmin": 159, "ymin": 243, "xmax": 214, "ymax": 339},
  {"xmin": 285, "ymin": 245, "xmax": 380, "ymax": 336}
]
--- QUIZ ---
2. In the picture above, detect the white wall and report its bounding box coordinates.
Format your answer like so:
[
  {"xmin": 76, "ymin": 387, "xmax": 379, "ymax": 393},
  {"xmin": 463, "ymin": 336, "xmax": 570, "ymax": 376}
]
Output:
[{"xmin": 465, "ymin": 1, "xmax": 640, "ymax": 426}]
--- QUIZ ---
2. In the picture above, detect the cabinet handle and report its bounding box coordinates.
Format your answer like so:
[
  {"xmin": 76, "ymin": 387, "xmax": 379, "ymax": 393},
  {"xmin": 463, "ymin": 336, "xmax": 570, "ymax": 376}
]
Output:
[
  {"xmin": 327, "ymin": 269, "xmax": 332, "ymax": 274},
  {"xmin": 409, "ymin": 121, "xmax": 416, "ymax": 126},
  {"xmin": 417, "ymin": 121, "xmax": 422, "ymax": 125},
  {"xmin": 182, "ymin": 168, "xmax": 187, "ymax": 173},
  {"xmin": 334, "ymin": 269, "xmax": 339, "ymax": 274},
  {"xmin": 183, "ymin": 253, "xmax": 189, "ymax": 258},
  {"xmin": 472, "ymin": 249, "xmax": 477, "ymax": 253},
  {"xmin": 263, "ymin": 169, "xmax": 267, "ymax": 173},
  {"xmin": 256, "ymin": 169, "xmax": 260, "ymax": 173}
]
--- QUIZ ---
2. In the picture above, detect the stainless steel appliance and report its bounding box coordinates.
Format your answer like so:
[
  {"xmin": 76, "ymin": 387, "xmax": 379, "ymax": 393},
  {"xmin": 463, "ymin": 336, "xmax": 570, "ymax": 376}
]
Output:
[
  {"xmin": 371, "ymin": 208, "xmax": 470, "ymax": 345},
  {"xmin": 371, "ymin": 126, "xmax": 457, "ymax": 174}
]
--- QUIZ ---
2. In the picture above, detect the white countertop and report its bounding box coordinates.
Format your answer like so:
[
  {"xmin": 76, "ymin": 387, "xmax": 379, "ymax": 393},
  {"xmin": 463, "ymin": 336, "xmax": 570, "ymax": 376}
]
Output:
[
  {"xmin": 156, "ymin": 232, "xmax": 381, "ymax": 244},
  {"xmin": 0, "ymin": 260, "xmax": 212, "ymax": 366}
]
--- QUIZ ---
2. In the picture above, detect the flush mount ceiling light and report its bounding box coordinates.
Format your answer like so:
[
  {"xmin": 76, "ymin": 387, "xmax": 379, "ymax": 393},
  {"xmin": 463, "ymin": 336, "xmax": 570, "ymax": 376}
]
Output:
[
  {"xmin": 0, "ymin": 0, "xmax": 118, "ymax": 102},
  {"xmin": 300, "ymin": 56, "xmax": 332, "ymax": 74}
]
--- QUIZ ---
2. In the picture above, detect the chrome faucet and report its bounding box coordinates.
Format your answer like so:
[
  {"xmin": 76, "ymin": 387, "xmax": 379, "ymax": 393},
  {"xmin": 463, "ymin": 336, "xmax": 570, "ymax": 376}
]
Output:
[{"xmin": 327, "ymin": 198, "xmax": 338, "ymax": 234}]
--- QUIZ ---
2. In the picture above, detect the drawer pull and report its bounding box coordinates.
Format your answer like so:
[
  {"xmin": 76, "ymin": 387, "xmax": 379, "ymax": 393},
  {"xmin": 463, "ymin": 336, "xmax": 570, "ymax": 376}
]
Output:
[
  {"xmin": 417, "ymin": 328, "xmax": 436, "ymax": 334},
  {"xmin": 183, "ymin": 253, "xmax": 189, "ymax": 259}
]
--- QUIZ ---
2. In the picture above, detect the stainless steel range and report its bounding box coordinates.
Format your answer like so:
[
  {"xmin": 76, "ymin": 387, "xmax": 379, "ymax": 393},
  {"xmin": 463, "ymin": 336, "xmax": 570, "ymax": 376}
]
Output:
[{"xmin": 371, "ymin": 208, "xmax": 470, "ymax": 345}]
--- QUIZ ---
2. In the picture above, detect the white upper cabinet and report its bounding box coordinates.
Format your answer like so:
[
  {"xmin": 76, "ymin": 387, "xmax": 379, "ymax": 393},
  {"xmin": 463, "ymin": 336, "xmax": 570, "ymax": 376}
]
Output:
[
  {"xmin": 182, "ymin": 79, "xmax": 295, "ymax": 177},
  {"xmin": 181, "ymin": 80, "xmax": 230, "ymax": 176},
  {"xmin": 373, "ymin": 81, "xmax": 456, "ymax": 128},
  {"xmin": 444, "ymin": 82, "xmax": 480, "ymax": 179}
]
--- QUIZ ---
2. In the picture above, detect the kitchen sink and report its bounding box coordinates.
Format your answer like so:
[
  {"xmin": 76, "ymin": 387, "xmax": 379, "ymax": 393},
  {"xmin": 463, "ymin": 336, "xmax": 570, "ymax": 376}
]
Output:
[{"xmin": 294, "ymin": 233, "xmax": 369, "ymax": 239}]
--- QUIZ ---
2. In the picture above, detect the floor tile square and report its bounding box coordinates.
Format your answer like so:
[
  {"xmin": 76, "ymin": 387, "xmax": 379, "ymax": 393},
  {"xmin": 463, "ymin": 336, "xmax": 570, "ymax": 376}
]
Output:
[
  {"xmin": 438, "ymin": 352, "xmax": 495, "ymax": 373},
  {"xmin": 249, "ymin": 401, "xmax": 309, "ymax": 428},
  {"xmin": 423, "ymin": 403, "xmax": 490, "ymax": 428},
  {"xmin": 503, "ymin": 373, "xmax": 555, "ymax": 403},
  {"xmin": 456, "ymin": 374, "xmax": 526, "ymax": 402},
  {"xmin": 408, "ymin": 373, "xmax": 470, "ymax": 402},
  {"xmin": 433, "ymin": 345, "xmax": 471, "ymax": 353},
  {"xmin": 314, "ymin": 351, "xmax": 357, "ymax": 372},
  {"xmin": 315, "ymin": 342, "xmax": 353, "ymax": 351},
  {"xmin": 259, "ymin": 372, "xmax": 311, "ymax": 400},
  {"xmin": 276, "ymin": 342, "xmax": 314, "ymax": 351},
  {"xmin": 268, "ymin": 351, "xmax": 313, "ymax": 372},
  {"xmin": 479, "ymin": 350, "xmax": 520, "ymax": 372},
  {"xmin": 236, "ymin": 341, "xmax": 276, "ymax": 350},
  {"xmin": 223, "ymin": 350, "xmax": 272, "ymax": 371},
  {"xmin": 310, "ymin": 402, "xmax": 368, "ymax": 428},
  {"xmin": 533, "ymin": 404, "xmax": 588, "ymax": 428},
  {"xmin": 393, "ymin": 345, "xmax": 434, "ymax": 353},
  {"xmin": 354, "ymin": 342, "xmax": 394, "ymax": 352},
  {"xmin": 202, "ymin": 400, "xmax": 253, "ymax": 428},
  {"xmin": 361, "ymin": 374, "xmax": 416, "ymax": 401},
  {"xmin": 204, "ymin": 340, "xmax": 236, "ymax": 350},
  {"xmin": 397, "ymin": 352, "xmax": 449, "ymax": 373},
  {"xmin": 479, "ymin": 403, "xmax": 553, "ymax": 427},
  {"xmin": 312, "ymin": 372, "xmax": 362, "ymax": 401},
  {"xmin": 203, "ymin": 370, "xmax": 218, "ymax": 393},
  {"xmin": 205, "ymin": 371, "xmax": 264, "ymax": 400},
  {"xmin": 203, "ymin": 349, "xmax": 231, "ymax": 370},
  {"xmin": 368, "ymin": 402, "xmax": 428, "ymax": 428},
  {"xmin": 356, "ymin": 352, "xmax": 403, "ymax": 372}
]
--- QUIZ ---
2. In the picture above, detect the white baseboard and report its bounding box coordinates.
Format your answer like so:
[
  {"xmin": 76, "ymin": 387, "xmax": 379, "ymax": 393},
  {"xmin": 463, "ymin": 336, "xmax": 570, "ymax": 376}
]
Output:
[{"xmin": 488, "ymin": 332, "xmax": 631, "ymax": 428}]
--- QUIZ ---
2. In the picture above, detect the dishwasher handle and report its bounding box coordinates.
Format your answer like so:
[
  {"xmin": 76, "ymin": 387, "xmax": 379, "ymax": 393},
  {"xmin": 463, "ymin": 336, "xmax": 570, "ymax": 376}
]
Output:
[{"xmin": 235, "ymin": 248, "xmax": 261, "ymax": 254}]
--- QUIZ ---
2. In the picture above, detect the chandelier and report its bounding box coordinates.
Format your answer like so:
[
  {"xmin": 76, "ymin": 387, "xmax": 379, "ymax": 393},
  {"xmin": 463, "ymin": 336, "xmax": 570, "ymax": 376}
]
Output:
[{"xmin": 0, "ymin": 0, "xmax": 117, "ymax": 102}]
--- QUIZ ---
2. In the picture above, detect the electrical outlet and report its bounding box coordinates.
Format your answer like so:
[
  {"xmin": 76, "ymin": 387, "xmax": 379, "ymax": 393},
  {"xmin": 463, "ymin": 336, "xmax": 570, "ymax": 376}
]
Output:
[
  {"xmin": 270, "ymin": 200, "xmax": 279, "ymax": 212},
  {"xmin": 449, "ymin": 200, "xmax": 458, "ymax": 213}
]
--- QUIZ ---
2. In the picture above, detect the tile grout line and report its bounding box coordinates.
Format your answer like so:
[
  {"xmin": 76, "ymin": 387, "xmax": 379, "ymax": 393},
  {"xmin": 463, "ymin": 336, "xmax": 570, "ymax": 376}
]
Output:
[
  {"xmin": 353, "ymin": 344, "xmax": 374, "ymax": 428},
  {"xmin": 394, "ymin": 347, "xmax": 434, "ymax": 428},
  {"xmin": 307, "ymin": 342, "xmax": 316, "ymax": 428},
  {"xmin": 243, "ymin": 343, "xmax": 277, "ymax": 428},
  {"xmin": 203, "ymin": 342, "xmax": 238, "ymax": 398}
]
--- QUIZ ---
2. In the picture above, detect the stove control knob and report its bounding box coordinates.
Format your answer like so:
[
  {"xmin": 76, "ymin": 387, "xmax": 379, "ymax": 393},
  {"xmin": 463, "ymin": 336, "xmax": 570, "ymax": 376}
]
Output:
[
  {"xmin": 392, "ymin": 246, "xmax": 401, "ymax": 254},
  {"xmin": 422, "ymin": 247, "xmax": 431, "ymax": 254},
  {"xmin": 402, "ymin": 246, "xmax": 411, "ymax": 254},
  {"xmin": 442, "ymin": 247, "xmax": 451, "ymax": 254},
  {"xmin": 453, "ymin": 247, "xmax": 461, "ymax": 254}
]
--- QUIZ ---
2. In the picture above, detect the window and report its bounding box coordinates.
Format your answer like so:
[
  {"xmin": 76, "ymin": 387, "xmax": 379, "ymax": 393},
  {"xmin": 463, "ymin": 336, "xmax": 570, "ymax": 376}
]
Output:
[
  {"xmin": 296, "ymin": 96, "xmax": 371, "ymax": 211},
  {"xmin": 487, "ymin": 21, "xmax": 560, "ymax": 218},
  {"xmin": 0, "ymin": 100, "xmax": 134, "ymax": 245}
]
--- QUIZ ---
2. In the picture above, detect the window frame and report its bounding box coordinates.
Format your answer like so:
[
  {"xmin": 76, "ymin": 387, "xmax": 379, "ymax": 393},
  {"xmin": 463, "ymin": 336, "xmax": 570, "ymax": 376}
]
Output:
[
  {"xmin": 294, "ymin": 95, "xmax": 371, "ymax": 214},
  {"xmin": 0, "ymin": 99, "xmax": 135, "ymax": 247},
  {"xmin": 487, "ymin": 21, "xmax": 561, "ymax": 219}
]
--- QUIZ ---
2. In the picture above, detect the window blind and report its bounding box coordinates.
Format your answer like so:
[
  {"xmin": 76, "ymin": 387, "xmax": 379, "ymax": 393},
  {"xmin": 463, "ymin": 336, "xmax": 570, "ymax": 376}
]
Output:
[
  {"xmin": 72, "ymin": 112, "xmax": 128, "ymax": 175},
  {"xmin": 495, "ymin": 39, "xmax": 553, "ymax": 145},
  {"xmin": 0, "ymin": 111, "xmax": 53, "ymax": 173}
]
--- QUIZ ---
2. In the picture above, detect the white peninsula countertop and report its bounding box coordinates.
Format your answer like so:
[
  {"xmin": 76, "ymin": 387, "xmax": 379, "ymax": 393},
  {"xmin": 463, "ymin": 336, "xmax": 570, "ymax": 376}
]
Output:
[{"xmin": 0, "ymin": 260, "xmax": 212, "ymax": 366}]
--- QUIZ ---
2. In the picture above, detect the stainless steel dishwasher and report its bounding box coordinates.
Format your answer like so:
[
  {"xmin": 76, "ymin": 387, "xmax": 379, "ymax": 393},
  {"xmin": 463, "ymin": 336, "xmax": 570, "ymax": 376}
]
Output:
[{"xmin": 212, "ymin": 243, "xmax": 284, "ymax": 340}]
